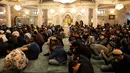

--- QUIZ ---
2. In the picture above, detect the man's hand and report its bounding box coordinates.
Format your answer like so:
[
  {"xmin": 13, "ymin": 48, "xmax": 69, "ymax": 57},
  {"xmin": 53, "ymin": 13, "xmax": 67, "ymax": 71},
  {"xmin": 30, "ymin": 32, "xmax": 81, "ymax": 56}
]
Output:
[
  {"xmin": 3, "ymin": 62, "xmax": 10, "ymax": 68},
  {"xmin": 100, "ymin": 50, "xmax": 104, "ymax": 54}
]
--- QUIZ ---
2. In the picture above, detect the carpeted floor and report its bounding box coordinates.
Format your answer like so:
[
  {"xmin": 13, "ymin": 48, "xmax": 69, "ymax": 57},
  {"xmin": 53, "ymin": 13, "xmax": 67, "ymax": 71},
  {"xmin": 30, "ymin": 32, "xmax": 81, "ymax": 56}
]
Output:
[{"xmin": 0, "ymin": 38, "xmax": 114, "ymax": 73}]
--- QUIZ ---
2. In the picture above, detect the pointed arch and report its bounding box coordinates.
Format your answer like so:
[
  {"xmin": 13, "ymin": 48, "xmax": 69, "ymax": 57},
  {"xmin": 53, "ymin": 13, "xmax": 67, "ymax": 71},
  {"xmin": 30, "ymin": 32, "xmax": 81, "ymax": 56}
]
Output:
[
  {"xmin": 75, "ymin": 13, "xmax": 83, "ymax": 22},
  {"xmin": 53, "ymin": 13, "xmax": 61, "ymax": 25}
]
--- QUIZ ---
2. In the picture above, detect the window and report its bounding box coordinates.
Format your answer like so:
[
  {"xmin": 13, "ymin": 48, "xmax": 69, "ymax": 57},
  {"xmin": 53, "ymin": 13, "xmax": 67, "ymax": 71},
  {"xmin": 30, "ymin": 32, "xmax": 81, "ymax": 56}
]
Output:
[
  {"xmin": 30, "ymin": 10, "xmax": 38, "ymax": 15},
  {"xmin": 98, "ymin": 10, "xmax": 105, "ymax": 15}
]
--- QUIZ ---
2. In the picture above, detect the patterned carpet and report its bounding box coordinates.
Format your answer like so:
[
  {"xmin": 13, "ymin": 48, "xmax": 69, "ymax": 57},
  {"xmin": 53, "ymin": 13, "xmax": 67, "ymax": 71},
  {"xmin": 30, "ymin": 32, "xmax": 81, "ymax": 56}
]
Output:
[{"xmin": 0, "ymin": 38, "xmax": 114, "ymax": 73}]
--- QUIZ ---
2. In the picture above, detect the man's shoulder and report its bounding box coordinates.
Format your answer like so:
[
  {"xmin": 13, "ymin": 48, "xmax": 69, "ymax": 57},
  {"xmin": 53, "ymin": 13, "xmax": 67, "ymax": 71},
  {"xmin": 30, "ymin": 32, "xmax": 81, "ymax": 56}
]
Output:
[
  {"xmin": 80, "ymin": 55, "xmax": 89, "ymax": 62},
  {"xmin": 55, "ymin": 46, "xmax": 65, "ymax": 52}
]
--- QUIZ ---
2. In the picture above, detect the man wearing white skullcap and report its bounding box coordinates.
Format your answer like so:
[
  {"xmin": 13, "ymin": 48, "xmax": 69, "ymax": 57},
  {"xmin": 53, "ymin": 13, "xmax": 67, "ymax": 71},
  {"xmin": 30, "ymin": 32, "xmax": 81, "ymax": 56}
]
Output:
[
  {"xmin": 111, "ymin": 49, "xmax": 130, "ymax": 73},
  {"xmin": 0, "ymin": 30, "xmax": 8, "ymax": 42},
  {"xmin": 101, "ymin": 49, "xmax": 130, "ymax": 73},
  {"xmin": 112, "ymin": 49, "xmax": 123, "ymax": 56}
]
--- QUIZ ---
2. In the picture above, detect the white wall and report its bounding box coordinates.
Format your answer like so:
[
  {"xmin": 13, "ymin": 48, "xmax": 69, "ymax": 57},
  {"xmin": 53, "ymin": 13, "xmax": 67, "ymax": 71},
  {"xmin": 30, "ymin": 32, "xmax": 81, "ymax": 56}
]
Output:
[
  {"xmin": 47, "ymin": 7, "xmax": 89, "ymax": 26},
  {"xmin": 98, "ymin": 16, "xmax": 115, "ymax": 25},
  {"xmin": 97, "ymin": 8, "xmax": 128, "ymax": 26}
]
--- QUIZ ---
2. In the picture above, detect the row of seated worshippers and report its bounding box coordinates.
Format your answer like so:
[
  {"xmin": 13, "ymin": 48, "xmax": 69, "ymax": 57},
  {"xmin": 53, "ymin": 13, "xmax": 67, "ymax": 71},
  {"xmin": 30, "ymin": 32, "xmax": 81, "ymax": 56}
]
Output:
[
  {"xmin": 0, "ymin": 24, "xmax": 65, "ymax": 73},
  {"xmin": 68, "ymin": 22, "xmax": 130, "ymax": 73}
]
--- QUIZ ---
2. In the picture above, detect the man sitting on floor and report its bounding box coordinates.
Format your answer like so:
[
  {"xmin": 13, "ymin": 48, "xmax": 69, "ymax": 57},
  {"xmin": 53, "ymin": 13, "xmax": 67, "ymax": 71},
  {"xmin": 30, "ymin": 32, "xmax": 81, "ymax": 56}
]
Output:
[
  {"xmin": 69, "ymin": 55, "xmax": 94, "ymax": 73},
  {"xmin": 48, "ymin": 43, "xmax": 67, "ymax": 65},
  {"xmin": 101, "ymin": 49, "xmax": 130, "ymax": 73},
  {"xmin": 20, "ymin": 38, "xmax": 40, "ymax": 60}
]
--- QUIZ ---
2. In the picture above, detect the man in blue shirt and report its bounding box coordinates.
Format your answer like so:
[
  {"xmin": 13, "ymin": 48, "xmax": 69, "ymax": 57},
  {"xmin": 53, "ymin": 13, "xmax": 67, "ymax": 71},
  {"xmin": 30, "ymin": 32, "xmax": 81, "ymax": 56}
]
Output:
[{"xmin": 48, "ymin": 43, "xmax": 67, "ymax": 65}]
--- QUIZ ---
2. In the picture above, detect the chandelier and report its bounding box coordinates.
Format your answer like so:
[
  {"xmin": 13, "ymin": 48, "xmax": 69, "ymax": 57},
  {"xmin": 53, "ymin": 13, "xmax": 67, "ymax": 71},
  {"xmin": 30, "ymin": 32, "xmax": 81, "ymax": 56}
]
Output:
[
  {"xmin": 54, "ymin": 0, "xmax": 76, "ymax": 3},
  {"xmin": 14, "ymin": 5, "xmax": 22, "ymax": 11},
  {"xmin": 115, "ymin": 4, "xmax": 124, "ymax": 10}
]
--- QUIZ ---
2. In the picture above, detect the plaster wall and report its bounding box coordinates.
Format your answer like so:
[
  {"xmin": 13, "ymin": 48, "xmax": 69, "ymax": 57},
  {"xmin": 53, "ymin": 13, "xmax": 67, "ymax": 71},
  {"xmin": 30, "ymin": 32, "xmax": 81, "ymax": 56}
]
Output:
[
  {"xmin": 98, "ymin": 8, "xmax": 127, "ymax": 26},
  {"xmin": 47, "ymin": 7, "xmax": 89, "ymax": 26}
]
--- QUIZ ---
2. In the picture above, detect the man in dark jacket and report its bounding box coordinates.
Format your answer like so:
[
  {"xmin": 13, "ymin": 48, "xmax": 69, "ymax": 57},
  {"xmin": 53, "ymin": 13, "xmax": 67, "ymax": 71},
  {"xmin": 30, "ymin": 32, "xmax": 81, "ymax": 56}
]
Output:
[
  {"xmin": 112, "ymin": 49, "xmax": 130, "ymax": 73},
  {"xmin": 71, "ymin": 41, "xmax": 91, "ymax": 60},
  {"xmin": 69, "ymin": 55, "xmax": 94, "ymax": 73},
  {"xmin": 0, "ymin": 38, "xmax": 8, "ymax": 57},
  {"xmin": 48, "ymin": 43, "xmax": 67, "ymax": 65},
  {"xmin": 20, "ymin": 38, "xmax": 40, "ymax": 60},
  {"xmin": 101, "ymin": 49, "xmax": 130, "ymax": 73}
]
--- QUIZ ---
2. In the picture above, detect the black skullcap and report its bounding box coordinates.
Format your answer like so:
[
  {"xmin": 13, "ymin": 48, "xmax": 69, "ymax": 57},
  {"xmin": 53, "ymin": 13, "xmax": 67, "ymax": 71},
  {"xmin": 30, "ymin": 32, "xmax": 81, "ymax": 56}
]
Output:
[
  {"xmin": 71, "ymin": 40, "xmax": 80, "ymax": 47},
  {"xmin": 109, "ymin": 41, "xmax": 116, "ymax": 48}
]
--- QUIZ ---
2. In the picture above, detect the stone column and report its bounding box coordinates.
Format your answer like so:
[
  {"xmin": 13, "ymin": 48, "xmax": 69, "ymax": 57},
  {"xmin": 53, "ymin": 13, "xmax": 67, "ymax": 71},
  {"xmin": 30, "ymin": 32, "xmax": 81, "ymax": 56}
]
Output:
[
  {"xmin": 88, "ymin": 8, "xmax": 93, "ymax": 25},
  {"xmin": 84, "ymin": 8, "xmax": 89, "ymax": 25},
  {"xmin": 42, "ymin": 9, "xmax": 48, "ymax": 25},
  {"xmin": 6, "ymin": 5, "xmax": 11, "ymax": 27},
  {"xmin": 93, "ymin": 4, "xmax": 98, "ymax": 28},
  {"xmin": 37, "ymin": 6, "xmax": 43, "ymax": 27}
]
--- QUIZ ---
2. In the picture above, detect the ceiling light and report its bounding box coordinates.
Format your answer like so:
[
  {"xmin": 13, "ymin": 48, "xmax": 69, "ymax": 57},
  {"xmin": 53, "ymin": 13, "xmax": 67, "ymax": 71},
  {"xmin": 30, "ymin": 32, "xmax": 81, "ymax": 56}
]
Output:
[
  {"xmin": 0, "ymin": 19, "xmax": 3, "ymax": 21},
  {"xmin": 60, "ymin": 8, "xmax": 65, "ymax": 13},
  {"xmin": 54, "ymin": 0, "xmax": 76, "ymax": 3},
  {"xmin": 110, "ymin": 10, "xmax": 115, "ymax": 14},
  {"xmin": 115, "ymin": 4, "xmax": 124, "ymax": 10},
  {"xmin": 81, "ymin": 8, "xmax": 86, "ymax": 13},
  {"xmin": 71, "ymin": 8, "xmax": 76, "ymax": 13},
  {"xmin": 50, "ymin": 9, "xmax": 55, "ymax": 13},
  {"xmin": 0, "ymin": 12, "xmax": 4, "ymax": 14},
  {"xmin": 4, "ymin": 10, "xmax": 6, "ymax": 13},
  {"xmin": 14, "ymin": 5, "xmax": 22, "ymax": 11},
  {"xmin": 25, "ymin": 10, "xmax": 29, "ymax": 15},
  {"xmin": 23, "ymin": 14, "xmax": 26, "ymax": 17}
]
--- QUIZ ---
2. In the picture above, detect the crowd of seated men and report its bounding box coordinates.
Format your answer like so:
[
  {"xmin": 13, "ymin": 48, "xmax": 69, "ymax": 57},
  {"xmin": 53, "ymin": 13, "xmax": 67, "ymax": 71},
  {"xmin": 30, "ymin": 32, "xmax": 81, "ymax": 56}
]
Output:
[
  {"xmin": 68, "ymin": 20, "xmax": 130, "ymax": 73},
  {"xmin": 1, "ymin": 20, "xmax": 130, "ymax": 73},
  {"xmin": 0, "ymin": 24, "xmax": 65, "ymax": 73}
]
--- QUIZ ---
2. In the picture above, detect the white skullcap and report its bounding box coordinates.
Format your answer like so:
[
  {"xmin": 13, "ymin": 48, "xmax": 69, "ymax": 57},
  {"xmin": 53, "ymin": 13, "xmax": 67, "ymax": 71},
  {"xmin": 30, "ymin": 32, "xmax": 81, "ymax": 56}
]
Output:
[
  {"xmin": 25, "ymin": 33, "xmax": 31, "ymax": 39},
  {"xmin": 51, "ymin": 37, "xmax": 57, "ymax": 40},
  {"xmin": 113, "ymin": 49, "xmax": 123, "ymax": 55},
  {"xmin": 12, "ymin": 31, "xmax": 20, "ymax": 37},
  {"xmin": 0, "ymin": 34, "xmax": 8, "ymax": 42},
  {"xmin": 0, "ymin": 30, "xmax": 5, "ymax": 34},
  {"xmin": 6, "ymin": 30, "xmax": 11, "ymax": 33}
]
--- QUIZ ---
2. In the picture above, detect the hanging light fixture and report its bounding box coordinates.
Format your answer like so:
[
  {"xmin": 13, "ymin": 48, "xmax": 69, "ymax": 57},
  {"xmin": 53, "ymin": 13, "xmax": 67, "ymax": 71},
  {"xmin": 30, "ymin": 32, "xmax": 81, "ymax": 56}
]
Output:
[
  {"xmin": 81, "ymin": 8, "xmax": 86, "ymax": 13},
  {"xmin": 60, "ymin": 8, "xmax": 65, "ymax": 14},
  {"xmin": 71, "ymin": 7, "xmax": 76, "ymax": 13},
  {"xmin": 14, "ymin": 5, "xmax": 22, "ymax": 11},
  {"xmin": 54, "ymin": 0, "xmax": 76, "ymax": 3},
  {"xmin": 115, "ymin": 4, "xmax": 124, "ymax": 10},
  {"xmin": 110, "ymin": 9, "xmax": 115, "ymax": 14},
  {"xmin": 50, "ymin": 9, "xmax": 55, "ymax": 13}
]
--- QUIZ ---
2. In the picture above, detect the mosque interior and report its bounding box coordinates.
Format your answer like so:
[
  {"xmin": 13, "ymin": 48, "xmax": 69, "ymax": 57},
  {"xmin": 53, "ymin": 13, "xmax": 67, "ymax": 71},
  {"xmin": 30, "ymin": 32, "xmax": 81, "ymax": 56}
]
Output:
[
  {"xmin": 0, "ymin": 0, "xmax": 130, "ymax": 73},
  {"xmin": 0, "ymin": 0, "xmax": 130, "ymax": 27}
]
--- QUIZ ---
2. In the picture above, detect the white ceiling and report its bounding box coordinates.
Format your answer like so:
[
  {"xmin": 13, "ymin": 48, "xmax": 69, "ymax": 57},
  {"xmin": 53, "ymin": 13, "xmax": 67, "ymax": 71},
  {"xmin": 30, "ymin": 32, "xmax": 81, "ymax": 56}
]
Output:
[{"xmin": 0, "ymin": 0, "xmax": 130, "ymax": 9}]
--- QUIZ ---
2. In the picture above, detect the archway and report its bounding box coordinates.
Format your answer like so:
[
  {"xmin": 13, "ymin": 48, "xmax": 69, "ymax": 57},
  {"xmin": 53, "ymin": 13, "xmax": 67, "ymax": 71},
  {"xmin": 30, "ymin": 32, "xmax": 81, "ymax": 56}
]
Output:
[
  {"xmin": 63, "ymin": 13, "xmax": 73, "ymax": 27},
  {"xmin": 54, "ymin": 14, "xmax": 60, "ymax": 25},
  {"xmin": 76, "ymin": 13, "xmax": 83, "ymax": 23}
]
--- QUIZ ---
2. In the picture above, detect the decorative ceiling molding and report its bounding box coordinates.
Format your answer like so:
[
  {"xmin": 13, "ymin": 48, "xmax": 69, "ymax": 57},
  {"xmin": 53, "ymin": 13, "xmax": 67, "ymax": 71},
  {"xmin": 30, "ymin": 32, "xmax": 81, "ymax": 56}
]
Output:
[
  {"xmin": 0, "ymin": 0, "xmax": 38, "ymax": 6},
  {"xmin": 6, "ymin": 0, "xmax": 18, "ymax": 2},
  {"xmin": 39, "ymin": 0, "xmax": 94, "ymax": 4}
]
